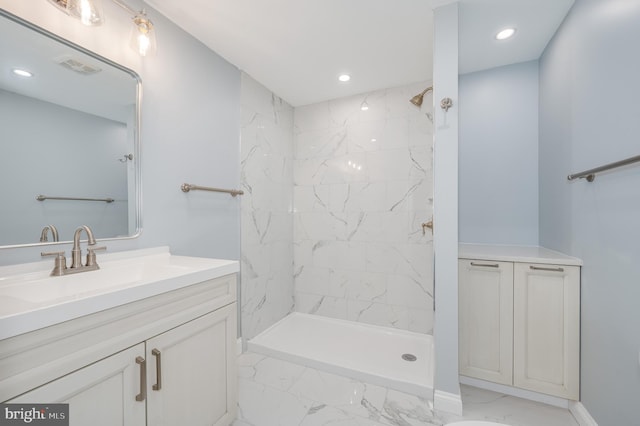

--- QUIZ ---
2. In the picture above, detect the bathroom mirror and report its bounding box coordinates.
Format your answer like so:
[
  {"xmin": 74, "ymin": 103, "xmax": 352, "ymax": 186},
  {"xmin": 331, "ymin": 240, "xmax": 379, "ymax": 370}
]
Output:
[{"xmin": 0, "ymin": 10, "xmax": 141, "ymax": 248}]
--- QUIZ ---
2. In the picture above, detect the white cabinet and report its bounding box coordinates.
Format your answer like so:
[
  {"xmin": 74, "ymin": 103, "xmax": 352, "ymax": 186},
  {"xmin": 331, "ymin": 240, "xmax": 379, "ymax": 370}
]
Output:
[
  {"xmin": 146, "ymin": 305, "xmax": 236, "ymax": 426},
  {"xmin": 459, "ymin": 260, "xmax": 513, "ymax": 385},
  {"xmin": 9, "ymin": 344, "xmax": 146, "ymax": 426},
  {"xmin": 459, "ymin": 258, "xmax": 580, "ymax": 400},
  {"xmin": 0, "ymin": 273, "xmax": 238, "ymax": 425},
  {"xmin": 513, "ymin": 263, "xmax": 580, "ymax": 399}
]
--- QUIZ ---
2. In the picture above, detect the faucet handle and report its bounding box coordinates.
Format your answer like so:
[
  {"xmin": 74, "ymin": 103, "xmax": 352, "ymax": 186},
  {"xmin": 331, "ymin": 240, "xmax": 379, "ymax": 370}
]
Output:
[
  {"xmin": 86, "ymin": 246, "xmax": 106, "ymax": 267},
  {"xmin": 41, "ymin": 251, "xmax": 65, "ymax": 258},
  {"xmin": 41, "ymin": 251, "xmax": 67, "ymax": 276}
]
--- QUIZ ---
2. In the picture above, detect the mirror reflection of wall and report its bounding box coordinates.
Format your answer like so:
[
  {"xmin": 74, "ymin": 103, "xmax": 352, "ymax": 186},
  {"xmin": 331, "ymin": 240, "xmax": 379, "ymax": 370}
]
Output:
[
  {"xmin": 0, "ymin": 10, "xmax": 140, "ymax": 247},
  {"xmin": 0, "ymin": 89, "xmax": 130, "ymax": 245}
]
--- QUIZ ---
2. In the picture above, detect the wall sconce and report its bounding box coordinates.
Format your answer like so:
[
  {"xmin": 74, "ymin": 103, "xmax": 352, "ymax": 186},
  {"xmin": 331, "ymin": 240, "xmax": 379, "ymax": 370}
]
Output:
[
  {"xmin": 47, "ymin": 0, "xmax": 105, "ymax": 26},
  {"xmin": 47, "ymin": 0, "xmax": 157, "ymax": 57},
  {"xmin": 130, "ymin": 11, "xmax": 156, "ymax": 57}
]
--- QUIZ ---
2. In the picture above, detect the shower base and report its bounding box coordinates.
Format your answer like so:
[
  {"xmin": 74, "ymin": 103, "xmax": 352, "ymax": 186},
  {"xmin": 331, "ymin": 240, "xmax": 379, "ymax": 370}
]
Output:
[{"xmin": 247, "ymin": 312, "xmax": 434, "ymax": 398}]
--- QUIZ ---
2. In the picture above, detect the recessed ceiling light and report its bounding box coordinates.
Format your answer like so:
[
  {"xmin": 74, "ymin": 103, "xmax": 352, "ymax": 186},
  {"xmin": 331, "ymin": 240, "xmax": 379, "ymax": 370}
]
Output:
[
  {"xmin": 495, "ymin": 28, "xmax": 516, "ymax": 40},
  {"xmin": 338, "ymin": 74, "xmax": 351, "ymax": 82},
  {"xmin": 12, "ymin": 68, "xmax": 33, "ymax": 78}
]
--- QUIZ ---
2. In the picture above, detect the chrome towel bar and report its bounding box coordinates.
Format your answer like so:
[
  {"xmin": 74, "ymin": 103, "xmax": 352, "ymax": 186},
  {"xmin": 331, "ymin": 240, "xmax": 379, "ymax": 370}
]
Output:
[
  {"xmin": 36, "ymin": 195, "xmax": 115, "ymax": 203},
  {"xmin": 567, "ymin": 154, "xmax": 640, "ymax": 182},
  {"xmin": 181, "ymin": 183, "xmax": 244, "ymax": 197}
]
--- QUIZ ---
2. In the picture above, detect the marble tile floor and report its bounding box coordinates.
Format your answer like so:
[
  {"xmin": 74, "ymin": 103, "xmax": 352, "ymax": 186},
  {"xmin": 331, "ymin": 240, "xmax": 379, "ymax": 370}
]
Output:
[{"xmin": 233, "ymin": 352, "xmax": 579, "ymax": 426}]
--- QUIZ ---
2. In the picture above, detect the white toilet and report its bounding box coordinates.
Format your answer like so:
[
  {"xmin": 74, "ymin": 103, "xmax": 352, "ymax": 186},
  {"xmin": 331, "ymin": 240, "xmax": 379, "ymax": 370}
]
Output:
[{"xmin": 446, "ymin": 422, "xmax": 510, "ymax": 426}]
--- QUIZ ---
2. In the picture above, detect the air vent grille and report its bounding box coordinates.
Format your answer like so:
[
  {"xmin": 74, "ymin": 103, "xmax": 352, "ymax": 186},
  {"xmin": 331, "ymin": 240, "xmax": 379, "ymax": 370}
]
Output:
[{"xmin": 56, "ymin": 56, "xmax": 102, "ymax": 75}]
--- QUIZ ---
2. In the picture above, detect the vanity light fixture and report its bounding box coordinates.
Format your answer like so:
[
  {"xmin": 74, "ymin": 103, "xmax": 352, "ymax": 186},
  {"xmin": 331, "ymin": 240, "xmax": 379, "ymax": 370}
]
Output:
[
  {"xmin": 338, "ymin": 74, "xmax": 351, "ymax": 82},
  {"xmin": 112, "ymin": 0, "xmax": 157, "ymax": 57},
  {"xmin": 12, "ymin": 68, "xmax": 34, "ymax": 78},
  {"xmin": 495, "ymin": 27, "xmax": 516, "ymax": 40},
  {"xmin": 360, "ymin": 100, "xmax": 369, "ymax": 111},
  {"xmin": 47, "ymin": 0, "xmax": 105, "ymax": 26},
  {"xmin": 130, "ymin": 11, "xmax": 156, "ymax": 57},
  {"xmin": 47, "ymin": 0, "xmax": 157, "ymax": 57}
]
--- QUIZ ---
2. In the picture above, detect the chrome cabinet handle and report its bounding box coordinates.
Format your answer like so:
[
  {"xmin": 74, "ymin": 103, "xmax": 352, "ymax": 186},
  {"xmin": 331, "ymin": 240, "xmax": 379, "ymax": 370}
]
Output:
[
  {"xmin": 470, "ymin": 262, "xmax": 499, "ymax": 268},
  {"xmin": 135, "ymin": 356, "xmax": 146, "ymax": 402},
  {"xmin": 152, "ymin": 349, "xmax": 162, "ymax": 391},
  {"xmin": 530, "ymin": 265, "xmax": 564, "ymax": 273}
]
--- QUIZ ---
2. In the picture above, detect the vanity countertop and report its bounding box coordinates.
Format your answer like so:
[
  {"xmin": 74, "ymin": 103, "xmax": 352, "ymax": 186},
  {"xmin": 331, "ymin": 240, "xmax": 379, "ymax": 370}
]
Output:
[
  {"xmin": 459, "ymin": 243, "xmax": 583, "ymax": 266},
  {"xmin": 0, "ymin": 247, "xmax": 239, "ymax": 340}
]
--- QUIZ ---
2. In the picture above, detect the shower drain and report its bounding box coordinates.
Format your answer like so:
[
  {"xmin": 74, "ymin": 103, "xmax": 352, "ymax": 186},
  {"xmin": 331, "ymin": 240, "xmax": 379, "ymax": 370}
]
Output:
[{"xmin": 401, "ymin": 353, "xmax": 417, "ymax": 362}]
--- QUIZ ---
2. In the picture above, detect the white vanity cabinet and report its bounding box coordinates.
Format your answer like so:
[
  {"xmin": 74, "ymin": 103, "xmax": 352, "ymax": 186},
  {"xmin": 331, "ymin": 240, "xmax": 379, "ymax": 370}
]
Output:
[
  {"xmin": 458, "ymin": 245, "xmax": 581, "ymax": 400},
  {"xmin": 146, "ymin": 305, "xmax": 236, "ymax": 426},
  {"xmin": 9, "ymin": 344, "xmax": 147, "ymax": 426},
  {"xmin": 0, "ymin": 272, "xmax": 237, "ymax": 426}
]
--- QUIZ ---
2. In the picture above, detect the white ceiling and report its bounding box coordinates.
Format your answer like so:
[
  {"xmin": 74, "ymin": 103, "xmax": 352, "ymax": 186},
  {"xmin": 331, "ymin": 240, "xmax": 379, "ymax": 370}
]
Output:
[
  {"xmin": 0, "ymin": 13, "xmax": 136, "ymax": 122},
  {"xmin": 146, "ymin": 0, "xmax": 574, "ymax": 107}
]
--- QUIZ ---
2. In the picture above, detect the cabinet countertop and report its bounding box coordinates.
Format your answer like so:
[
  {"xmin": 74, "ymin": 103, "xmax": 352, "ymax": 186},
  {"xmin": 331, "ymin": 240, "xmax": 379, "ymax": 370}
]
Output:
[{"xmin": 459, "ymin": 243, "xmax": 582, "ymax": 266}]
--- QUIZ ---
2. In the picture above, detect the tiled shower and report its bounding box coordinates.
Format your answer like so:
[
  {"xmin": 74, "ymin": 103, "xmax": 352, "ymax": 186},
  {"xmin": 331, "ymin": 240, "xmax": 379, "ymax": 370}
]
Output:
[{"xmin": 240, "ymin": 73, "xmax": 435, "ymax": 340}]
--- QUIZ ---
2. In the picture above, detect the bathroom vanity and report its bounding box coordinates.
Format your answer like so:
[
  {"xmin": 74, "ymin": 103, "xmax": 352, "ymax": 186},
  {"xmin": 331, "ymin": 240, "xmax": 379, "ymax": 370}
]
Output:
[
  {"xmin": 458, "ymin": 244, "xmax": 581, "ymax": 401},
  {"xmin": 0, "ymin": 247, "xmax": 238, "ymax": 426}
]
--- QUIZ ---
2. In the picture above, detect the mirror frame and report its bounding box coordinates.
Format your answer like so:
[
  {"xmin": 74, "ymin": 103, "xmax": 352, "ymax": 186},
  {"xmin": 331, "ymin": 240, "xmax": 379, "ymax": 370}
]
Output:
[{"xmin": 0, "ymin": 9, "xmax": 142, "ymax": 249}]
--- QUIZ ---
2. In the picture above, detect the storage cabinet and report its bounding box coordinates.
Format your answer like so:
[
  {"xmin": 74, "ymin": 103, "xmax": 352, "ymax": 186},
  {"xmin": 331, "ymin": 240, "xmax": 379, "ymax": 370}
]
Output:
[
  {"xmin": 146, "ymin": 305, "xmax": 236, "ymax": 426},
  {"xmin": 0, "ymin": 273, "xmax": 238, "ymax": 425},
  {"xmin": 9, "ymin": 344, "xmax": 146, "ymax": 426},
  {"xmin": 459, "ymin": 258, "xmax": 580, "ymax": 400},
  {"xmin": 459, "ymin": 260, "xmax": 513, "ymax": 385}
]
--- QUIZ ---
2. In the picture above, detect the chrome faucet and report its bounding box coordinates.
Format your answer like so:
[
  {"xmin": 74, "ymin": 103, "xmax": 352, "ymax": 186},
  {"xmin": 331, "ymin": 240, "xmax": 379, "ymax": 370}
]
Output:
[
  {"xmin": 39, "ymin": 224, "xmax": 59, "ymax": 242},
  {"xmin": 41, "ymin": 225, "xmax": 106, "ymax": 276},
  {"xmin": 71, "ymin": 225, "xmax": 97, "ymax": 269}
]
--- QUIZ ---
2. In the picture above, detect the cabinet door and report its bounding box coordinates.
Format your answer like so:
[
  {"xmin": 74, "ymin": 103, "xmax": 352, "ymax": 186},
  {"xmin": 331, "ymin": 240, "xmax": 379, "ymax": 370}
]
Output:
[
  {"xmin": 459, "ymin": 259, "xmax": 514, "ymax": 385},
  {"xmin": 146, "ymin": 303, "xmax": 237, "ymax": 426},
  {"xmin": 8, "ymin": 344, "xmax": 146, "ymax": 426},
  {"xmin": 513, "ymin": 263, "xmax": 580, "ymax": 399}
]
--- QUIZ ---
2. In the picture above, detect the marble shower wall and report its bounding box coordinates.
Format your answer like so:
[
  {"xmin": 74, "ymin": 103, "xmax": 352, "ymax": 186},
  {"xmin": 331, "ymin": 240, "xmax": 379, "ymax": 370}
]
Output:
[
  {"xmin": 240, "ymin": 73, "xmax": 294, "ymax": 339},
  {"xmin": 293, "ymin": 82, "xmax": 434, "ymax": 333}
]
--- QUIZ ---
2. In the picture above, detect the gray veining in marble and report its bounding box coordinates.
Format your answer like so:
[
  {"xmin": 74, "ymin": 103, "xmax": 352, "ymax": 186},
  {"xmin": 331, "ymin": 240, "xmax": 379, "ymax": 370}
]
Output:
[
  {"xmin": 240, "ymin": 73, "xmax": 295, "ymax": 340},
  {"xmin": 293, "ymin": 82, "xmax": 435, "ymax": 333},
  {"xmin": 233, "ymin": 352, "xmax": 579, "ymax": 426}
]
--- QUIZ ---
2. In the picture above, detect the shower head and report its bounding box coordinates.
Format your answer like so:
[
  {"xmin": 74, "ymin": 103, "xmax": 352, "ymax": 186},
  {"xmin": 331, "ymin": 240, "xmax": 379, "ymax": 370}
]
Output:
[{"xmin": 410, "ymin": 86, "xmax": 433, "ymax": 107}]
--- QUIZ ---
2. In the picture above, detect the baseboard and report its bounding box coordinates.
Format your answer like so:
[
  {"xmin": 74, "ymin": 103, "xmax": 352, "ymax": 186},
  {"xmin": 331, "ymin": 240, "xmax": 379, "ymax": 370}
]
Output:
[
  {"xmin": 570, "ymin": 402, "xmax": 598, "ymax": 426},
  {"xmin": 460, "ymin": 375, "xmax": 569, "ymax": 409},
  {"xmin": 434, "ymin": 389, "xmax": 463, "ymax": 415}
]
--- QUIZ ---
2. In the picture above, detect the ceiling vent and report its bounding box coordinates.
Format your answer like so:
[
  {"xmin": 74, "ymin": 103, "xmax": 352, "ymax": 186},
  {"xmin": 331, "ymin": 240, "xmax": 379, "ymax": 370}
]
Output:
[{"xmin": 55, "ymin": 55, "xmax": 102, "ymax": 75}]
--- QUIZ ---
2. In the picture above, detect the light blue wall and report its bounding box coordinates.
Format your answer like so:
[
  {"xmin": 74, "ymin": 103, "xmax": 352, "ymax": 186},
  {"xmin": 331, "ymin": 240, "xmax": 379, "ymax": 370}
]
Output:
[
  {"xmin": 0, "ymin": 2, "xmax": 241, "ymax": 265},
  {"xmin": 539, "ymin": 0, "xmax": 640, "ymax": 424},
  {"xmin": 459, "ymin": 61, "xmax": 539, "ymax": 245}
]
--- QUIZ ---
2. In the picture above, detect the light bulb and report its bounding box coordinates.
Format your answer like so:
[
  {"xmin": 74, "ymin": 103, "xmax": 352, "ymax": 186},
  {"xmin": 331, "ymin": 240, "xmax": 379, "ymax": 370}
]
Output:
[
  {"xmin": 73, "ymin": 0, "xmax": 104, "ymax": 26},
  {"xmin": 79, "ymin": 0, "xmax": 92, "ymax": 25},
  {"xmin": 138, "ymin": 33, "xmax": 151, "ymax": 56},
  {"xmin": 130, "ymin": 14, "xmax": 157, "ymax": 57}
]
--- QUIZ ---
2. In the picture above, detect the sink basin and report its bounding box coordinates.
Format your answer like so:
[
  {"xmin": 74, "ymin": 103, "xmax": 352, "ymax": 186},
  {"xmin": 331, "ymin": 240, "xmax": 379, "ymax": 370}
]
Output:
[
  {"xmin": 0, "ymin": 247, "xmax": 239, "ymax": 340},
  {"xmin": 0, "ymin": 259, "xmax": 191, "ymax": 303}
]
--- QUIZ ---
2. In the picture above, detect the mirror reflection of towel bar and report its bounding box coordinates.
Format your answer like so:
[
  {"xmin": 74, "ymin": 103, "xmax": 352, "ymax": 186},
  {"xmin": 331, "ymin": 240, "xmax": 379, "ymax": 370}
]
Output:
[{"xmin": 36, "ymin": 195, "xmax": 115, "ymax": 203}]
